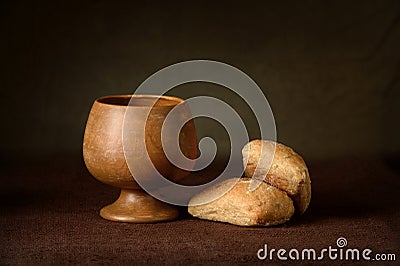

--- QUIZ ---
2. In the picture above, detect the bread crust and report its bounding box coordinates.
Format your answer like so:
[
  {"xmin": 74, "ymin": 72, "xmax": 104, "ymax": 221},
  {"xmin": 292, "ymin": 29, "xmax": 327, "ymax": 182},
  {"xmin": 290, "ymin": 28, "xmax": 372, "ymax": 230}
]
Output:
[
  {"xmin": 242, "ymin": 140, "xmax": 311, "ymax": 214},
  {"xmin": 188, "ymin": 178, "xmax": 295, "ymax": 226}
]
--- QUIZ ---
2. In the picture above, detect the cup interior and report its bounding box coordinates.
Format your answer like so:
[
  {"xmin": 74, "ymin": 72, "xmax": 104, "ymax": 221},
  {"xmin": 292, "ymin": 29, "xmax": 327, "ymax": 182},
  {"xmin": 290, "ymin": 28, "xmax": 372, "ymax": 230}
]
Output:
[{"xmin": 97, "ymin": 95, "xmax": 183, "ymax": 107}]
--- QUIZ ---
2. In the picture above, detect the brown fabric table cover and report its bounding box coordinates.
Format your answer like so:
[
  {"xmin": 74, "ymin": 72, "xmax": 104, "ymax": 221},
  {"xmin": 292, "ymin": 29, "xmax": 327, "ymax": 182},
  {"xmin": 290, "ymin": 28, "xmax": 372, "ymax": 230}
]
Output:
[{"xmin": 1, "ymin": 156, "xmax": 399, "ymax": 264}]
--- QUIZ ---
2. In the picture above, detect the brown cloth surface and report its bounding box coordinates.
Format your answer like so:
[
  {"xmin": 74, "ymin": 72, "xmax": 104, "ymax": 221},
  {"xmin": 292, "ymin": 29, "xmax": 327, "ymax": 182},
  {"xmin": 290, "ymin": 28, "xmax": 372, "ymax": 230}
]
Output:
[{"xmin": 1, "ymin": 156, "xmax": 399, "ymax": 265}]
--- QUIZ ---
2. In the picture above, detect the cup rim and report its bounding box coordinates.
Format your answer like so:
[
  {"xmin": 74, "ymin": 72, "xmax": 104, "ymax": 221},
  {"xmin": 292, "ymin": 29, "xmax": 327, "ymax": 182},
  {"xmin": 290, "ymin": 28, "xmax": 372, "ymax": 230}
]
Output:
[{"xmin": 95, "ymin": 94, "xmax": 185, "ymax": 108}]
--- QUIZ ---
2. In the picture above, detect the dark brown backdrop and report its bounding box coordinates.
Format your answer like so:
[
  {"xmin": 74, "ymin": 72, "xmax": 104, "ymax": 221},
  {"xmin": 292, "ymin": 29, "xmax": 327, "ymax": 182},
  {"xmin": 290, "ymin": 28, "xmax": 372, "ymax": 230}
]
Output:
[
  {"xmin": 1, "ymin": 1, "xmax": 399, "ymax": 264},
  {"xmin": 1, "ymin": 0, "xmax": 399, "ymax": 161}
]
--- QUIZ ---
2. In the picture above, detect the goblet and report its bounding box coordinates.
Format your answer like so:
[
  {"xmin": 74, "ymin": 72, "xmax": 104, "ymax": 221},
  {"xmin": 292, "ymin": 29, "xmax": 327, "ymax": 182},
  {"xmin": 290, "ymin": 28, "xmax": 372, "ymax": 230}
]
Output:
[{"xmin": 83, "ymin": 95, "xmax": 197, "ymax": 223}]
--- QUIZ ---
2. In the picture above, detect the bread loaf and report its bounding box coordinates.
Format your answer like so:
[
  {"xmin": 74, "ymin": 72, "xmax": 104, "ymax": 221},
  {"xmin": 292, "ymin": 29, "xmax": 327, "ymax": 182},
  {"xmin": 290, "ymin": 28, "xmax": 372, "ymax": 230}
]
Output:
[
  {"xmin": 187, "ymin": 140, "xmax": 311, "ymax": 226},
  {"xmin": 188, "ymin": 178, "xmax": 295, "ymax": 226},
  {"xmin": 242, "ymin": 140, "xmax": 311, "ymax": 214}
]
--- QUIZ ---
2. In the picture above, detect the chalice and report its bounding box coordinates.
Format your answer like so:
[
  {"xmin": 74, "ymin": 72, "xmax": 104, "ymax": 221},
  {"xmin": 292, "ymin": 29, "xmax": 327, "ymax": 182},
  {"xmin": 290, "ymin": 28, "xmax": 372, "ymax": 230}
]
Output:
[{"xmin": 83, "ymin": 95, "xmax": 197, "ymax": 223}]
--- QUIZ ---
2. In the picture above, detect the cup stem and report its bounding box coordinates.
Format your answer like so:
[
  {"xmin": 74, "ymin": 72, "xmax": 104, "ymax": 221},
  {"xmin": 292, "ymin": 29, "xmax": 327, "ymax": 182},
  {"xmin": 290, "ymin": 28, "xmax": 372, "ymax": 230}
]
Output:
[{"xmin": 100, "ymin": 188, "xmax": 179, "ymax": 223}]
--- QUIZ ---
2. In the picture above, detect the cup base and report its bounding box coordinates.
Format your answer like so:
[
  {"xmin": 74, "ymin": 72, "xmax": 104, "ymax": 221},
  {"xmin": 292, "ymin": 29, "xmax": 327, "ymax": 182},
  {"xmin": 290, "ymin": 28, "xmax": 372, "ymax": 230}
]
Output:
[{"xmin": 99, "ymin": 189, "xmax": 179, "ymax": 223}]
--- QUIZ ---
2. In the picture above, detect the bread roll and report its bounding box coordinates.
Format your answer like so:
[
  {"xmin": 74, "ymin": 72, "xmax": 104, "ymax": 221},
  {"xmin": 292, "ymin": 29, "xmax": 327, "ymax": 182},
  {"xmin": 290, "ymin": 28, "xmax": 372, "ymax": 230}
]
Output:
[
  {"xmin": 188, "ymin": 178, "xmax": 295, "ymax": 226},
  {"xmin": 242, "ymin": 140, "xmax": 311, "ymax": 214}
]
